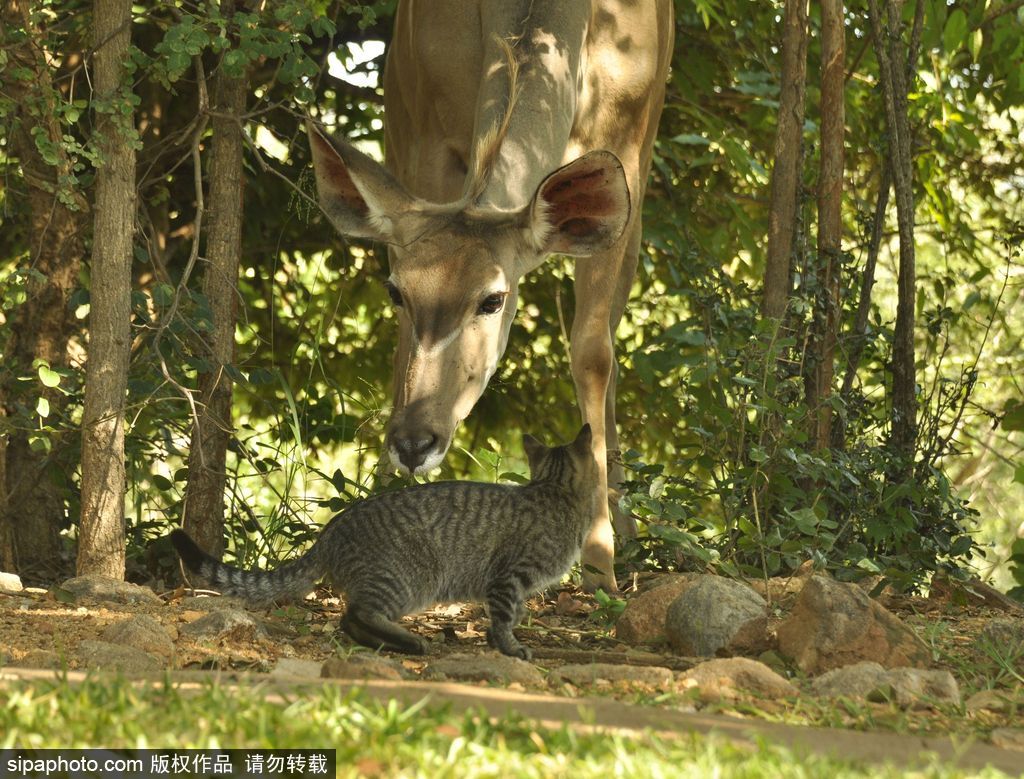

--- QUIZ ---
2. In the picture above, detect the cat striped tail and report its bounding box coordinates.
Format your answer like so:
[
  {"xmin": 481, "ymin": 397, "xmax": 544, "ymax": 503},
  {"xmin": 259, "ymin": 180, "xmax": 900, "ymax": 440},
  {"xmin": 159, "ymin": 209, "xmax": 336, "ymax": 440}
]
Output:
[{"xmin": 169, "ymin": 529, "xmax": 325, "ymax": 602}]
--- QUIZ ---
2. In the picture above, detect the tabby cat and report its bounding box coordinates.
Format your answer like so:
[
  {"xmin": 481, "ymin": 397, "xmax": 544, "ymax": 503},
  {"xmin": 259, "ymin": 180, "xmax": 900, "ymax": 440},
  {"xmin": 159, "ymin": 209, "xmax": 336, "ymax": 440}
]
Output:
[{"xmin": 170, "ymin": 425, "xmax": 597, "ymax": 659}]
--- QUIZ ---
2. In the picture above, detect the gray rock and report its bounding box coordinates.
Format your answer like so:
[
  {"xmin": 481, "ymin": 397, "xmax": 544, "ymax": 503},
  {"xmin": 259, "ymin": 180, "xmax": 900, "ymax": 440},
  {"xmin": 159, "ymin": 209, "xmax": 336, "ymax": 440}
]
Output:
[
  {"xmin": 179, "ymin": 609, "xmax": 264, "ymax": 642},
  {"xmin": 270, "ymin": 658, "xmax": 323, "ymax": 679},
  {"xmin": 16, "ymin": 649, "xmax": 64, "ymax": 670},
  {"xmin": 425, "ymin": 652, "xmax": 543, "ymax": 686},
  {"xmin": 990, "ymin": 728, "xmax": 1024, "ymax": 751},
  {"xmin": 60, "ymin": 575, "xmax": 162, "ymax": 606},
  {"xmin": 615, "ymin": 574, "xmax": 699, "ymax": 646},
  {"xmin": 745, "ymin": 575, "xmax": 809, "ymax": 607},
  {"xmin": 179, "ymin": 595, "xmax": 249, "ymax": 612},
  {"xmin": 981, "ymin": 618, "xmax": 1024, "ymax": 650},
  {"xmin": 321, "ymin": 654, "xmax": 405, "ymax": 681},
  {"xmin": 965, "ymin": 689, "xmax": 1015, "ymax": 713},
  {"xmin": 549, "ymin": 663, "xmax": 675, "ymax": 690},
  {"xmin": 777, "ymin": 574, "xmax": 930, "ymax": 673},
  {"xmin": 665, "ymin": 575, "xmax": 767, "ymax": 656},
  {"xmin": 810, "ymin": 661, "xmax": 889, "ymax": 699},
  {"xmin": 877, "ymin": 667, "xmax": 960, "ymax": 707},
  {"xmin": 76, "ymin": 640, "xmax": 161, "ymax": 673},
  {"xmin": 0, "ymin": 571, "xmax": 24, "ymax": 594},
  {"xmin": 680, "ymin": 657, "xmax": 798, "ymax": 701},
  {"xmin": 811, "ymin": 663, "xmax": 959, "ymax": 707},
  {"xmin": 101, "ymin": 615, "xmax": 176, "ymax": 658}
]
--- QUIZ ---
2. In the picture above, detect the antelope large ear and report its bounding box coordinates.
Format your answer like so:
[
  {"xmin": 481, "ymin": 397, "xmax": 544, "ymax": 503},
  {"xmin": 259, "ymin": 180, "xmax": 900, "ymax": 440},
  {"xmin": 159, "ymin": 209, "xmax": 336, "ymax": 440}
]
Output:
[
  {"xmin": 307, "ymin": 120, "xmax": 415, "ymax": 243},
  {"xmin": 524, "ymin": 151, "xmax": 631, "ymax": 258}
]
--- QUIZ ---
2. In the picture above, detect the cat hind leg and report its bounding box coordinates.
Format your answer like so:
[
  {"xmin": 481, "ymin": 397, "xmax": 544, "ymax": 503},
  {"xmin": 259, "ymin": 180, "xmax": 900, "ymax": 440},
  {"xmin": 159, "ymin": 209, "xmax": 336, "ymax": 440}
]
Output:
[{"xmin": 341, "ymin": 603, "xmax": 428, "ymax": 655}]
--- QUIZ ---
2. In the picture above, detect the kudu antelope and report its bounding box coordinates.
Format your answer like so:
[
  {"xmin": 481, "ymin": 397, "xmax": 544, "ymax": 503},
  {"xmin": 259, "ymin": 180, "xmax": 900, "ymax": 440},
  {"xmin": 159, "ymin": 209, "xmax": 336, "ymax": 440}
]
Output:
[{"xmin": 308, "ymin": 1, "xmax": 673, "ymax": 592}]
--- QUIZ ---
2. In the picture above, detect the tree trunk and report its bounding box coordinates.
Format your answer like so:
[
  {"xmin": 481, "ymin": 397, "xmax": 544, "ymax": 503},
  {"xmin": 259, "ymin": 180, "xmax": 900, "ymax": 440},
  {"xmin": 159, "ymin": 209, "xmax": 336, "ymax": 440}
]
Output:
[
  {"xmin": 836, "ymin": 0, "xmax": 922, "ymax": 449},
  {"xmin": 183, "ymin": 3, "xmax": 247, "ymax": 557},
  {"xmin": 805, "ymin": 0, "xmax": 845, "ymax": 450},
  {"xmin": 838, "ymin": 165, "xmax": 890, "ymax": 409},
  {"xmin": 868, "ymin": 0, "xmax": 917, "ymax": 464},
  {"xmin": 0, "ymin": 1, "xmax": 89, "ymax": 579},
  {"xmin": 77, "ymin": 0, "xmax": 136, "ymax": 578},
  {"xmin": 761, "ymin": 0, "xmax": 809, "ymax": 321}
]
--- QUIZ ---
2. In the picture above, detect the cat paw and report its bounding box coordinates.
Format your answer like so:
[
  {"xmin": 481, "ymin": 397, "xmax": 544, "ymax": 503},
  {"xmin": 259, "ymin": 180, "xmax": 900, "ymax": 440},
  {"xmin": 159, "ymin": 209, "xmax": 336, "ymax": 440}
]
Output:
[
  {"xmin": 500, "ymin": 644, "xmax": 532, "ymax": 661},
  {"xmin": 408, "ymin": 636, "xmax": 430, "ymax": 655}
]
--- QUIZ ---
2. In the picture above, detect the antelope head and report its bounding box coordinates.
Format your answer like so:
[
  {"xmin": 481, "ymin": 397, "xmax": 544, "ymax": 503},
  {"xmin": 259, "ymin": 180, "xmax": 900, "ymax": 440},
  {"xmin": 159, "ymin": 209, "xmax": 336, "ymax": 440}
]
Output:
[{"xmin": 308, "ymin": 125, "xmax": 630, "ymax": 474}]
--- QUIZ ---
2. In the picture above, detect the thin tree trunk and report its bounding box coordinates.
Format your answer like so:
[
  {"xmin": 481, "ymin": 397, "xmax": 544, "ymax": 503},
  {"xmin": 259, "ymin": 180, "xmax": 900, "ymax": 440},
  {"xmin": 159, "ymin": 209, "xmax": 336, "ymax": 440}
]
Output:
[
  {"xmin": 867, "ymin": 0, "xmax": 917, "ymax": 464},
  {"xmin": 762, "ymin": 0, "xmax": 810, "ymax": 321},
  {"xmin": 0, "ymin": 1, "xmax": 89, "ymax": 578},
  {"xmin": 183, "ymin": 2, "xmax": 247, "ymax": 556},
  {"xmin": 78, "ymin": 0, "xmax": 136, "ymax": 578},
  {"xmin": 836, "ymin": 165, "xmax": 890, "ymax": 427},
  {"xmin": 806, "ymin": 0, "xmax": 846, "ymax": 450},
  {"xmin": 835, "ymin": 0, "xmax": 923, "ymax": 449}
]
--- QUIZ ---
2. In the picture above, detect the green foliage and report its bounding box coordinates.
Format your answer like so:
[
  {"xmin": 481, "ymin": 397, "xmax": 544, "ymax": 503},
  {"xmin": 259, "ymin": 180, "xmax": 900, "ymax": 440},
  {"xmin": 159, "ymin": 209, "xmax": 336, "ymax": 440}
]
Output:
[
  {"xmin": 614, "ymin": 244, "xmax": 981, "ymax": 590},
  {"xmin": 1, "ymin": 0, "xmax": 1022, "ymax": 593}
]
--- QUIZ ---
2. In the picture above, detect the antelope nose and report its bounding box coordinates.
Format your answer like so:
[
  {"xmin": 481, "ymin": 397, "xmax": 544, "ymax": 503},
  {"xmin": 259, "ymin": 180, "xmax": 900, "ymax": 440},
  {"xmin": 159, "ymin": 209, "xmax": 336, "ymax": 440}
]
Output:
[{"xmin": 392, "ymin": 430, "xmax": 440, "ymax": 471}]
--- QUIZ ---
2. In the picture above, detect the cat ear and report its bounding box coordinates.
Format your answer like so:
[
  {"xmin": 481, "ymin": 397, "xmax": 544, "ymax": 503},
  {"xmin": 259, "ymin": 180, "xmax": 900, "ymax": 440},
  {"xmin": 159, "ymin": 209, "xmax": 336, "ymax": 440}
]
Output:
[
  {"xmin": 573, "ymin": 424, "xmax": 593, "ymax": 451},
  {"xmin": 522, "ymin": 433, "xmax": 545, "ymax": 467}
]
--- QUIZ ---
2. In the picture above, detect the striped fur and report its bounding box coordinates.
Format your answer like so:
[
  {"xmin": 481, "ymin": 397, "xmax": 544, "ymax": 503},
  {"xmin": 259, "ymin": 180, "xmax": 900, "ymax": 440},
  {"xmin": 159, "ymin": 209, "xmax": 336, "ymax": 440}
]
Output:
[{"xmin": 169, "ymin": 425, "xmax": 597, "ymax": 659}]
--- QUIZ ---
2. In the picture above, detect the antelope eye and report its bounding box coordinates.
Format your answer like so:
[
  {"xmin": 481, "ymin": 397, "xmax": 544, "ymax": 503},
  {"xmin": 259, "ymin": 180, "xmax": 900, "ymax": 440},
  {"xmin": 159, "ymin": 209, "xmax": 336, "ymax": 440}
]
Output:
[
  {"xmin": 478, "ymin": 292, "xmax": 505, "ymax": 315},
  {"xmin": 385, "ymin": 282, "xmax": 403, "ymax": 307}
]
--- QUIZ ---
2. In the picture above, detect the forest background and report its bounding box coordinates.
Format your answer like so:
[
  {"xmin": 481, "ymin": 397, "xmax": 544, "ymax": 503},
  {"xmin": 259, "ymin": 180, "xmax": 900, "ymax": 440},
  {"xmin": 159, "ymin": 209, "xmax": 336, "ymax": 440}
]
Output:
[{"xmin": 0, "ymin": 0, "xmax": 1022, "ymax": 599}]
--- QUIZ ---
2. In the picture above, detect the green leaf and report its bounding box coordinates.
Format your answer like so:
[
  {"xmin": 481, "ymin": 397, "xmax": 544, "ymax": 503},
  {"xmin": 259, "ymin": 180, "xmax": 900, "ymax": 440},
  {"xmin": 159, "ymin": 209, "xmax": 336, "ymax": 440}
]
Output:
[
  {"xmin": 943, "ymin": 9, "xmax": 967, "ymax": 54},
  {"xmin": 1014, "ymin": 463, "xmax": 1024, "ymax": 485},
  {"xmin": 36, "ymin": 397, "xmax": 50, "ymax": 417},
  {"xmin": 152, "ymin": 283, "xmax": 175, "ymax": 307},
  {"xmin": 1002, "ymin": 402, "xmax": 1024, "ymax": 431},
  {"xmin": 38, "ymin": 365, "xmax": 61, "ymax": 388},
  {"xmin": 670, "ymin": 133, "xmax": 711, "ymax": 146},
  {"xmin": 968, "ymin": 28, "xmax": 983, "ymax": 61}
]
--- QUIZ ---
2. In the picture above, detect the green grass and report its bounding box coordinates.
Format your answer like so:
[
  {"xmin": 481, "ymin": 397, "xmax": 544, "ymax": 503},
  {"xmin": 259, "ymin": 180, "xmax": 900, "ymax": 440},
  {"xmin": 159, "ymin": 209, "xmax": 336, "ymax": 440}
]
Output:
[{"xmin": 0, "ymin": 676, "xmax": 1014, "ymax": 778}]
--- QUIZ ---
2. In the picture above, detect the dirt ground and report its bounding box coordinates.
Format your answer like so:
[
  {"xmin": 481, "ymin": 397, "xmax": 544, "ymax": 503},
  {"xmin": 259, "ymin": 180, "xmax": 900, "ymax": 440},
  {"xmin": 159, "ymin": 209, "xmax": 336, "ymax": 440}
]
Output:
[{"xmin": 1, "ymin": 577, "xmax": 1023, "ymax": 773}]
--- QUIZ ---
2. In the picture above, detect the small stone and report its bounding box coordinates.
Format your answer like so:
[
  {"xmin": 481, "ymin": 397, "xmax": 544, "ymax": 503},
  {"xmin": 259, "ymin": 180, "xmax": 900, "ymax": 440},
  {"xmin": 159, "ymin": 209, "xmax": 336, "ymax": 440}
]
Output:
[
  {"xmin": 321, "ymin": 654, "xmax": 405, "ymax": 681},
  {"xmin": 270, "ymin": 658, "xmax": 322, "ymax": 679},
  {"xmin": 0, "ymin": 572, "xmax": 24, "ymax": 594},
  {"xmin": 965, "ymin": 689, "xmax": 1013, "ymax": 713},
  {"xmin": 60, "ymin": 575, "xmax": 162, "ymax": 606},
  {"xmin": 101, "ymin": 615, "xmax": 176, "ymax": 658},
  {"xmin": 680, "ymin": 657, "xmax": 797, "ymax": 702},
  {"xmin": 812, "ymin": 663, "xmax": 959, "ymax": 708},
  {"xmin": 548, "ymin": 663, "xmax": 675, "ymax": 690},
  {"xmin": 179, "ymin": 609, "xmax": 264, "ymax": 642},
  {"xmin": 16, "ymin": 649, "xmax": 64, "ymax": 670},
  {"xmin": 990, "ymin": 728, "xmax": 1024, "ymax": 751},
  {"xmin": 76, "ymin": 641, "xmax": 161, "ymax": 673},
  {"xmin": 665, "ymin": 575, "xmax": 767, "ymax": 656},
  {"xmin": 745, "ymin": 576, "xmax": 806, "ymax": 606},
  {"xmin": 615, "ymin": 574, "xmax": 699, "ymax": 646},
  {"xmin": 179, "ymin": 595, "xmax": 249, "ymax": 612},
  {"xmin": 811, "ymin": 661, "xmax": 890, "ymax": 700},
  {"xmin": 777, "ymin": 575, "xmax": 930, "ymax": 673},
  {"xmin": 425, "ymin": 652, "xmax": 543, "ymax": 686},
  {"xmin": 981, "ymin": 619, "xmax": 1024, "ymax": 650},
  {"xmin": 877, "ymin": 667, "xmax": 960, "ymax": 708}
]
